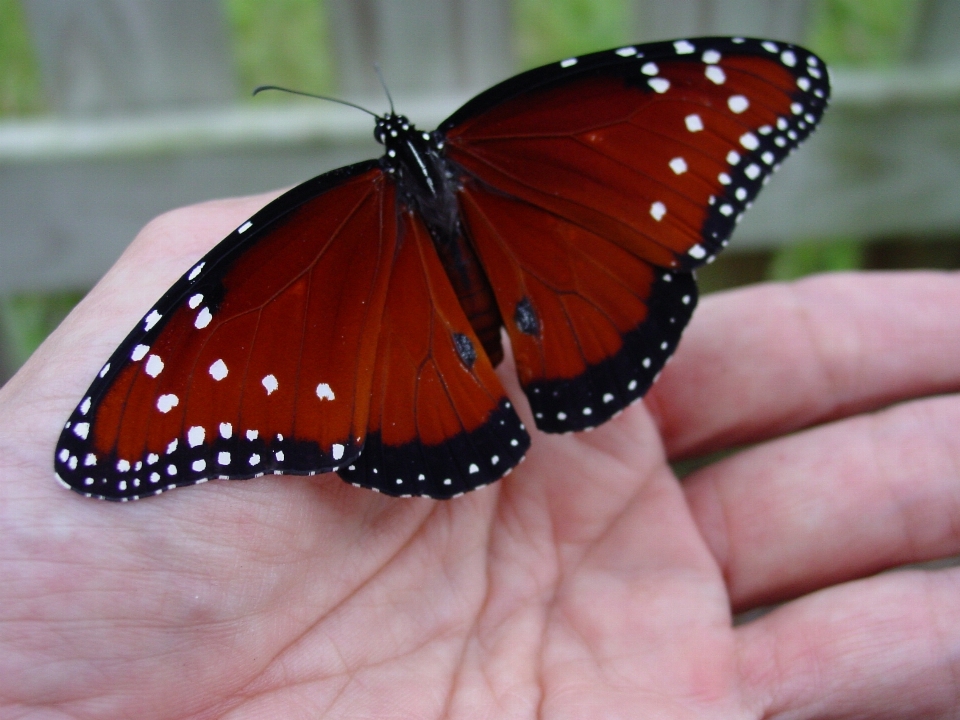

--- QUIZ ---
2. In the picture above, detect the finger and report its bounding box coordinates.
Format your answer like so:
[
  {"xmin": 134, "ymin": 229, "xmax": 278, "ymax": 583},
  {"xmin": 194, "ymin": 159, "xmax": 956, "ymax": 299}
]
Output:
[
  {"xmin": 646, "ymin": 271, "xmax": 960, "ymax": 459},
  {"xmin": 737, "ymin": 567, "xmax": 960, "ymax": 719},
  {"xmin": 684, "ymin": 394, "xmax": 960, "ymax": 609}
]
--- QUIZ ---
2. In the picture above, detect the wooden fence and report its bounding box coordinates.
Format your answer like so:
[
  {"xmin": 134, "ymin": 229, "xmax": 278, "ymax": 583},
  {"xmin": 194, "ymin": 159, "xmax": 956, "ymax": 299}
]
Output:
[{"xmin": 2, "ymin": 0, "xmax": 960, "ymax": 295}]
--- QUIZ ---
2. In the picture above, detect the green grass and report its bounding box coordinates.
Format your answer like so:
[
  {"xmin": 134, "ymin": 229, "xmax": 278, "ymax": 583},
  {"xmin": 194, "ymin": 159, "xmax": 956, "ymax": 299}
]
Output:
[
  {"xmin": 514, "ymin": 0, "xmax": 630, "ymax": 70},
  {"xmin": 807, "ymin": 0, "xmax": 923, "ymax": 67},
  {"xmin": 223, "ymin": 0, "xmax": 334, "ymax": 98},
  {"xmin": 0, "ymin": 0, "xmax": 45, "ymax": 116},
  {"xmin": 0, "ymin": 290, "xmax": 84, "ymax": 371}
]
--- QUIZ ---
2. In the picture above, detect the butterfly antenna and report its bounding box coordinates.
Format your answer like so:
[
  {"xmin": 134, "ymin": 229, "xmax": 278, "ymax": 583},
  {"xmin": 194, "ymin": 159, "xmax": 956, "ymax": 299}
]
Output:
[
  {"xmin": 373, "ymin": 63, "xmax": 396, "ymax": 115},
  {"xmin": 252, "ymin": 85, "xmax": 379, "ymax": 118}
]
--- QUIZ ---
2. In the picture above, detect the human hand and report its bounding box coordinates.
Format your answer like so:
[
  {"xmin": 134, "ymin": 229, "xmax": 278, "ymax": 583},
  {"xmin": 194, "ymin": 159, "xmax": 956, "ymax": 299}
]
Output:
[{"xmin": 2, "ymin": 194, "xmax": 958, "ymax": 718}]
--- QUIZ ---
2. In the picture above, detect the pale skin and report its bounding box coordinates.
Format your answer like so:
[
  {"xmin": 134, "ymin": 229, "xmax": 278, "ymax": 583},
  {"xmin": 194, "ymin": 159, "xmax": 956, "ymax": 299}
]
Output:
[{"xmin": 2, "ymin": 192, "xmax": 959, "ymax": 719}]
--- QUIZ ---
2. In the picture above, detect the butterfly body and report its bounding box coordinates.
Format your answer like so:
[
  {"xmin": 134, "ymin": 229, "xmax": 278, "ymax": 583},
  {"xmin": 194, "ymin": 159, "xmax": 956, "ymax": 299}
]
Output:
[
  {"xmin": 376, "ymin": 113, "xmax": 506, "ymax": 363},
  {"xmin": 54, "ymin": 37, "xmax": 830, "ymax": 501}
]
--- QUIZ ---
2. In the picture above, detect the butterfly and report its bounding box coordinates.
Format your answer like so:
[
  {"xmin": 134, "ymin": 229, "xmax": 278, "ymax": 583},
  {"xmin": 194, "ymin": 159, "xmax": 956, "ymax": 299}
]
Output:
[{"xmin": 54, "ymin": 37, "xmax": 830, "ymax": 501}]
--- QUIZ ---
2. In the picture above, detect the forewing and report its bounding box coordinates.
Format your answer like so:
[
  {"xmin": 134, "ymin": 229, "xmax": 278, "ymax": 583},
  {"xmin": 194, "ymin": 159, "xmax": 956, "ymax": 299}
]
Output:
[
  {"xmin": 444, "ymin": 37, "xmax": 829, "ymax": 431},
  {"xmin": 55, "ymin": 162, "xmax": 396, "ymax": 500},
  {"xmin": 444, "ymin": 37, "xmax": 829, "ymax": 270}
]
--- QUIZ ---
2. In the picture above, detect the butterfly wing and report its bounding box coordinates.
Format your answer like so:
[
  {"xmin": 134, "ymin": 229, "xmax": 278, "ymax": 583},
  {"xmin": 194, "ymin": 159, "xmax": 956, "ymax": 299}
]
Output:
[
  {"xmin": 443, "ymin": 37, "xmax": 829, "ymax": 430},
  {"xmin": 337, "ymin": 209, "xmax": 529, "ymax": 498},
  {"xmin": 55, "ymin": 161, "xmax": 397, "ymax": 500}
]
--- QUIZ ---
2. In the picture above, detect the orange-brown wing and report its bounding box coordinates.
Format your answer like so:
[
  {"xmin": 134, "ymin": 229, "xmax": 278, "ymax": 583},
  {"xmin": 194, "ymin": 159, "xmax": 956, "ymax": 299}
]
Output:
[
  {"xmin": 338, "ymin": 209, "xmax": 529, "ymax": 498},
  {"xmin": 459, "ymin": 186, "xmax": 696, "ymax": 431},
  {"xmin": 55, "ymin": 162, "xmax": 397, "ymax": 500},
  {"xmin": 441, "ymin": 37, "xmax": 828, "ymax": 430},
  {"xmin": 444, "ymin": 37, "xmax": 829, "ymax": 270}
]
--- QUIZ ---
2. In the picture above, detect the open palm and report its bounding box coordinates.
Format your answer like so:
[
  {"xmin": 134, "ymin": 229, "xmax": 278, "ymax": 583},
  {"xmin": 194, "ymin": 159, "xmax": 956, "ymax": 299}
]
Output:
[{"xmin": 2, "ymin": 194, "xmax": 959, "ymax": 719}]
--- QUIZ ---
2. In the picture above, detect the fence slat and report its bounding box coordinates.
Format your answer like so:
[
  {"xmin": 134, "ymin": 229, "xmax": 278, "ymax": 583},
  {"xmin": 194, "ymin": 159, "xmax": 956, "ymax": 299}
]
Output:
[
  {"xmin": 22, "ymin": 0, "xmax": 235, "ymax": 115},
  {"xmin": 5, "ymin": 0, "xmax": 960, "ymax": 297},
  {"xmin": 328, "ymin": 0, "xmax": 512, "ymax": 97},
  {"xmin": 634, "ymin": 0, "xmax": 809, "ymax": 43}
]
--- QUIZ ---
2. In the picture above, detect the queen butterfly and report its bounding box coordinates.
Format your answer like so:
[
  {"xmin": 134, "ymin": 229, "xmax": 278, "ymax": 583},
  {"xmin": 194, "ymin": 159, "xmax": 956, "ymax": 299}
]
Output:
[{"xmin": 54, "ymin": 37, "xmax": 830, "ymax": 501}]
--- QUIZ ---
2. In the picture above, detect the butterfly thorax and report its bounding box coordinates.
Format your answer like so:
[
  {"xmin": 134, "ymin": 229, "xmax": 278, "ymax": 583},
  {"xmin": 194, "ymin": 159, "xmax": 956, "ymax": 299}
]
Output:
[
  {"xmin": 376, "ymin": 114, "xmax": 459, "ymax": 236},
  {"xmin": 375, "ymin": 113, "xmax": 505, "ymax": 364}
]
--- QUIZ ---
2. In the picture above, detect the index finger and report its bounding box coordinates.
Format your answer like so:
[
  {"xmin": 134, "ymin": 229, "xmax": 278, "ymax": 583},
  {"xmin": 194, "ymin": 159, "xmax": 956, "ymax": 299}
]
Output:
[{"xmin": 646, "ymin": 271, "xmax": 960, "ymax": 459}]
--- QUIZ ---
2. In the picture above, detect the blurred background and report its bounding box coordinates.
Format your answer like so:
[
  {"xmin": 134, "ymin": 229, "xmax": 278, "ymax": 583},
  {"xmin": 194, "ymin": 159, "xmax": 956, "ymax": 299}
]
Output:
[{"xmin": 2, "ymin": 0, "xmax": 960, "ymax": 384}]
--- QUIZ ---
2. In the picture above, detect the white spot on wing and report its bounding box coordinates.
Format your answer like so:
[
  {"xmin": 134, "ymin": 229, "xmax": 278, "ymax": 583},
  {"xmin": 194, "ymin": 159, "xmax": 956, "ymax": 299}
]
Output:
[
  {"xmin": 237, "ymin": 220, "xmax": 253, "ymax": 233},
  {"xmin": 560, "ymin": 57, "xmax": 577, "ymax": 68},
  {"xmin": 218, "ymin": 451, "xmax": 231, "ymax": 465},
  {"xmin": 73, "ymin": 422, "xmax": 89, "ymax": 439},
  {"xmin": 209, "ymin": 359, "xmax": 228, "ymax": 381},
  {"xmin": 674, "ymin": 40, "xmax": 695, "ymax": 54},
  {"xmin": 669, "ymin": 157, "xmax": 687, "ymax": 174},
  {"xmin": 187, "ymin": 426, "xmax": 205, "ymax": 447},
  {"xmin": 469, "ymin": 463, "xmax": 479, "ymax": 474},
  {"xmin": 780, "ymin": 50, "xmax": 797, "ymax": 67},
  {"xmin": 315, "ymin": 383, "xmax": 335, "ymax": 401},
  {"xmin": 615, "ymin": 46, "xmax": 637, "ymax": 57},
  {"xmin": 131, "ymin": 344, "xmax": 149, "ymax": 361},
  {"xmin": 739, "ymin": 132, "xmax": 760, "ymax": 150},
  {"xmin": 727, "ymin": 150, "xmax": 741, "ymax": 165},
  {"xmin": 762, "ymin": 41, "xmax": 779, "ymax": 53},
  {"xmin": 650, "ymin": 202, "xmax": 667, "ymax": 221},
  {"xmin": 641, "ymin": 62, "xmax": 658, "ymax": 75},
  {"xmin": 157, "ymin": 394, "xmax": 179, "ymax": 413},
  {"xmin": 688, "ymin": 244, "xmax": 707, "ymax": 259},
  {"xmin": 262, "ymin": 374, "xmax": 278, "ymax": 394},
  {"xmin": 145, "ymin": 354, "xmax": 164, "ymax": 377},
  {"xmin": 684, "ymin": 114, "xmax": 703, "ymax": 132},
  {"xmin": 648, "ymin": 77, "xmax": 670, "ymax": 93},
  {"xmin": 745, "ymin": 163, "xmax": 761, "ymax": 179},
  {"xmin": 80, "ymin": 397, "xmax": 91, "ymax": 415},
  {"xmin": 188, "ymin": 263, "xmax": 205, "ymax": 281},
  {"xmin": 702, "ymin": 49, "xmax": 721, "ymax": 63},
  {"xmin": 705, "ymin": 65, "xmax": 725, "ymax": 84},
  {"xmin": 167, "ymin": 439, "xmax": 178, "ymax": 454},
  {"xmin": 220, "ymin": 422, "xmax": 232, "ymax": 439},
  {"xmin": 194, "ymin": 307, "xmax": 212, "ymax": 329},
  {"xmin": 332, "ymin": 443, "xmax": 344, "ymax": 460},
  {"xmin": 192, "ymin": 459, "xmax": 206, "ymax": 472},
  {"xmin": 144, "ymin": 310, "xmax": 161, "ymax": 331},
  {"xmin": 246, "ymin": 429, "xmax": 259, "ymax": 441},
  {"xmin": 188, "ymin": 293, "xmax": 203, "ymax": 309},
  {"xmin": 728, "ymin": 95, "xmax": 749, "ymax": 113}
]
